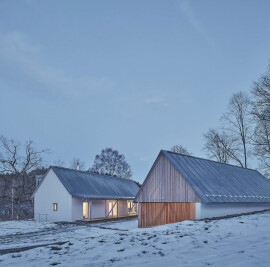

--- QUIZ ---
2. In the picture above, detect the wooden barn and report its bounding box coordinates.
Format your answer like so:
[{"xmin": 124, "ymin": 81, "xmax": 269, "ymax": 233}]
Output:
[
  {"xmin": 135, "ymin": 150, "xmax": 270, "ymax": 228},
  {"xmin": 33, "ymin": 166, "xmax": 139, "ymax": 222}
]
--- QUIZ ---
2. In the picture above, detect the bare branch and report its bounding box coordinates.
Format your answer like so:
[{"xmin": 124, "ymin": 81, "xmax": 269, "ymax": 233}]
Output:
[
  {"xmin": 251, "ymin": 64, "xmax": 270, "ymax": 175},
  {"xmin": 70, "ymin": 158, "xmax": 85, "ymax": 170},
  {"xmin": 0, "ymin": 136, "xmax": 47, "ymax": 219},
  {"xmin": 203, "ymin": 128, "xmax": 236, "ymax": 164},
  {"xmin": 221, "ymin": 92, "xmax": 252, "ymax": 168},
  {"xmin": 170, "ymin": 145, "xmax": 192, "ymax": 156}
]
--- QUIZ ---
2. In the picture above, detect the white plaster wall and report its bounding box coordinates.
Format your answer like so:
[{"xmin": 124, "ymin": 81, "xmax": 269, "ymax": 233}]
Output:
[
  {"xmin": 72, "ymin": 197, "xmax": 83, "ymax": 221},
  {"xmin": 34, "ymin": 169, "xmax": 72, "ymax": 222},
  {"xmin": 196, "ymin": 203, "xmax": 270, "ymax": 220},
  {"xmin": 91, "ymin": 200, "xmax": 106, "ymax": 219}
]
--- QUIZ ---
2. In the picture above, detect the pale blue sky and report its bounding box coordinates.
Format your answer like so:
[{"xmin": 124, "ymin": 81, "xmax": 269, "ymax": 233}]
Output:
[{"xmin": 1, "ymin": 0, "xmax": 270, "ymax": 182}]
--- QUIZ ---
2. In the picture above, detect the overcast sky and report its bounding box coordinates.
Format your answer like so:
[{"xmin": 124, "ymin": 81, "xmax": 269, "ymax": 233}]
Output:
[{"xmin": 1, "ymin": 0, "xmax": 270, "ymax": 182}]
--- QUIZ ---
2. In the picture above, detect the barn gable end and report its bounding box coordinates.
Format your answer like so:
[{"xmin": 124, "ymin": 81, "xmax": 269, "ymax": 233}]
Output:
[
  {"xmin": 135, "ymin": 152, "xmax": 201, "ymax": 203},
  {"xmin": 136, "ymin": 150, "xmax": 270, "ymax": 227}
]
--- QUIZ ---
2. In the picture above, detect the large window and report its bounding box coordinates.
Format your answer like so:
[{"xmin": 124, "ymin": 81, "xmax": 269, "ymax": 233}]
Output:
[
  {"xmin": 53, "ymin": 203, "xmax": 58, "ymax": 211},
  {"xmin": 108, "ymin": 200, "xmax": 118, "ymax": 217},
  {"xmin": 128, "ymin": 201, "xmax": 133, "ymax": 209},
  {"xmin": 83, "ymin": 201, "xmax": 89, "ymax": 219}
]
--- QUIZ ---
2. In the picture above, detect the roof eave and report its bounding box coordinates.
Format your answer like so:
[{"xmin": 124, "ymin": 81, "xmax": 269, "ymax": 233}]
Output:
[{"xmin": 72, "ymin": 195, "xmax": 135, "ymax": 200}]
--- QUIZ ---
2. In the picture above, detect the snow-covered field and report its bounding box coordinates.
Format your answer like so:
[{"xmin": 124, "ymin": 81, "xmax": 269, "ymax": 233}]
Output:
[
  {"xmin": 0, "ymin": 220, "xmax": 57, "ymax": 237},
  {"xmin": 1, "ymin": 212, "xmax": 270, "ymax": 266}
]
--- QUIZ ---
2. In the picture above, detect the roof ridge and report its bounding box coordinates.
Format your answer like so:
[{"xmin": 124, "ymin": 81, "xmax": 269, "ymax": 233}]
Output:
[
  {"xmin": 161, "ymin": 150, "xmax": 258, "ymax": 172},
  {"xmin": 50, "ymin": 165, "xmax": 134, "ymax": 181}
]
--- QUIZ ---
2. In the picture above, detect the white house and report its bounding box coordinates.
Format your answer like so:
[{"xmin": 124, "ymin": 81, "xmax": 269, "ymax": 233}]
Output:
[
  {"xmin": 33, "ymin": 166, "xmax": 139, "ymax": 222},
  {"xmin": 135, "ymin": 150, "xmax": 270, "ymax": 227}
]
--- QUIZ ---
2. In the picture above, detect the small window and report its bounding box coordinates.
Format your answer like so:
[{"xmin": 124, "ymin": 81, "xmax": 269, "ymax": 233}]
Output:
[{"xmin": 53, "ymin": 203, "xmax": 58, "ymax": 211}]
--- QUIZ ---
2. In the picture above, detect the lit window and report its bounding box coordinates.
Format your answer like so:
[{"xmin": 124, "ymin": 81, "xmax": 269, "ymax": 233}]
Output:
[
  {"xmin": 128, "ymin": 201, "xmax": 133, "ymax": 209},
  {"xmin": 53, "ymin": 203, "xmax": 58, "ymax": 211}
]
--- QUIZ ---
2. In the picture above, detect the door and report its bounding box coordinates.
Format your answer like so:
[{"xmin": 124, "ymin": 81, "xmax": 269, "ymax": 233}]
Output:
[
  {"xmin": 83, "ymin": 201, "xmax": 89, "ymax": 219},
  {"xmin": 108, "ymin": 200, "xmax": 118, "ymax": 217},
  {"xmin": 139, "ymin": 202, "xmax": 196, "ymax": 228},
  {"xmin": 109, "ymin": 202, "xmax": 112, "ymax": 216}
]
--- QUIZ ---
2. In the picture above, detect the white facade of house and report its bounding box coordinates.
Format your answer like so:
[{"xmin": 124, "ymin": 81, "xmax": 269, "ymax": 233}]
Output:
[
  {"xmin": 34, "ymin": 170, "xmax": 110, "ymax": 222},
  {"xmin": 34, "ymin": 168, "xmax": 138, "ymax": 222},
  {"xmin": 34, "ymin": 169, "xmax": 73, "ymax": 222},
  {"xmin": 195, "ymin": 203, "xmax": 270, "ymax": 220}
]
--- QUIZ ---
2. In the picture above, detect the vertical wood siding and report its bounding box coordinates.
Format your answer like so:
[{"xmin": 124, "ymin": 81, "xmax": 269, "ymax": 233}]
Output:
[
  {"xmin": 139, "ymin": 202, "xmax": 196, "ymax": 228},
  {"xmin": 136, "ymin": 153, "xmax": 201, "ymax": 203}
]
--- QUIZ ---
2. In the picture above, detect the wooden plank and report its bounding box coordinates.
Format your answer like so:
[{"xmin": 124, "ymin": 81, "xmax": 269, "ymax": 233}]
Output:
[{"xmin": 139, "ymin": 202, "xmax": 196, "ymax": 228}]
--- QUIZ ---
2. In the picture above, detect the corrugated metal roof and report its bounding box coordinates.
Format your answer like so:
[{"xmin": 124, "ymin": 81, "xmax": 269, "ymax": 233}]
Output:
[
  {"xmin": 162, "ymin": 150, "xmax": 270, "ymax": 203},
  {"xmin": 51, "ymin": 166, "xmax": 139, "ymax": 200}
]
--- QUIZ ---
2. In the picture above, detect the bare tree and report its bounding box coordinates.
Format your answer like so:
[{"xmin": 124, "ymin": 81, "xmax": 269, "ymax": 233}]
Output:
[
  {"xmin": 0, "ymin": 136, "xmax": 47, "ymax": 219},
  {"xmin": 70, "ymin": 158, "xmax": 85, "ymax": 170},
  {"xmin": 221, "ymin": 92, "xmax": 251, "ymax": 168},
  {"xmin": 170, "ymin": 145, "xmax": 192, "ymax": 155},
  {"xmin": 90, "ymin": 148, "xmax": 132, "ymax": 180},
  {"xmin": 203, "ymin": 129, "xmax": 237, "ymax": 164},
  {"xmin": 251, "ymin": 65, "xmax": 270, "ymax": 174},
  {"xmin": 252, "ymin": 116, "xmax": 270, "ymax": 175},
  {"xmin": 252, "ymin": 65, "xmax": 270, "ymax": 117}
]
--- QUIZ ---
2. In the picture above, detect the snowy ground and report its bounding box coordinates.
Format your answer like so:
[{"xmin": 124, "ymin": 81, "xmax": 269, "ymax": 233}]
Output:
[
  {"xmin": 0, "ymin": 220, "xmax": 57, "ymax": 237},
  {"xmin": 1, "ymin": 212, "xmax": 270, "ymax": 266}
]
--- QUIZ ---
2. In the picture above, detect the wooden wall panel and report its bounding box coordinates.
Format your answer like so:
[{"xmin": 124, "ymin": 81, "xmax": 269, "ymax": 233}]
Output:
[
  {"xmin": 118, "ymin": 200, "xmax": 128, "ymax": 216},
  {"xmin": 136, "ymin": 153, "xmax": 201, "ymax": 203},
  {"xmin": 139, "ymin": 202, "xmax": 196, "ymax": 228}
]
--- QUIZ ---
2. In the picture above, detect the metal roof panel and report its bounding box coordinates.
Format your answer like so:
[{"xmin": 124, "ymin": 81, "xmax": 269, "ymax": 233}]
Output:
[
  {"xmin": 162, "ymin": 150, "xmax": 270, "ymax": 203},
  {"xmin": 51, "ymin": 166, "xmax": 139, "ymax": 199}
]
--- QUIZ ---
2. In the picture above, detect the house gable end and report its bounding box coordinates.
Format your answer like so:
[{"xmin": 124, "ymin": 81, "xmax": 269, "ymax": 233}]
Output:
[
  {"xmin": 135, "ymin": 152, "xmax": 201, "ymax": 203},
  {"xmin": 33, "ymin": 168, "xmax": 71, "ymax": 198},
  {"xmin": 34, "ymin": 169, "xmax": 72, "ymax": 222}
]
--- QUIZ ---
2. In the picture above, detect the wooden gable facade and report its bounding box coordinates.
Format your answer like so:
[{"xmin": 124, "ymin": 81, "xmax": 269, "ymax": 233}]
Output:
[
  {"xmin": 135, "ymin": 152, "xmax": 201, "ymax": 227},
  {"xmin": 135, "ymin": 152, "xmax": 201, "ymax": 203}
]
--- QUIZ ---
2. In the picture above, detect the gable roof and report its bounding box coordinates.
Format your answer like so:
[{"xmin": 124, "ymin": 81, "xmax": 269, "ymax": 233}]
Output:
[
  {"xmin": 136, "ymin": 150, "xmax": 270, "ymax": 203},
  {"xmin": 34, "ymin": 166, "xmax": 140, "ymax": 200}
]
